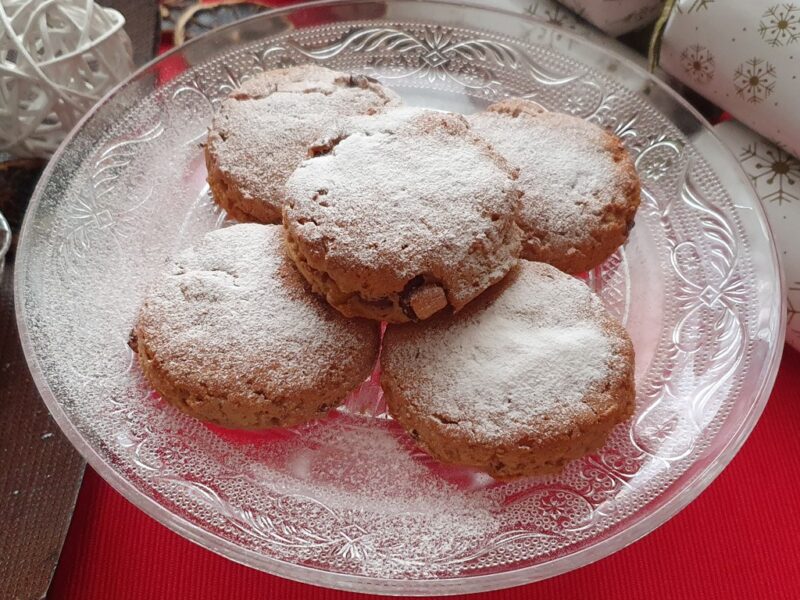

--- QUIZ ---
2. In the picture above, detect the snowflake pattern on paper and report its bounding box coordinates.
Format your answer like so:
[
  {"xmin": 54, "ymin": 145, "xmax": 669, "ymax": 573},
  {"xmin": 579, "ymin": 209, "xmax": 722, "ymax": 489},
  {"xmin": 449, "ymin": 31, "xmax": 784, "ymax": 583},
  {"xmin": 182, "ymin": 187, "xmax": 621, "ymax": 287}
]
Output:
[
  {"xmin": 680, "ymin": 44, "xmax": 715, "ymax": 83},
  {"xmin": 734, "ymin": 58, "xmax": 776, "ymax": 103},
  {"xmin": 739, "ymin": 142, "xmax": 800, "ymax": 204},
  {"xmin": 759, "ymin": 4, "xmax": 800, "ymax": 47}
]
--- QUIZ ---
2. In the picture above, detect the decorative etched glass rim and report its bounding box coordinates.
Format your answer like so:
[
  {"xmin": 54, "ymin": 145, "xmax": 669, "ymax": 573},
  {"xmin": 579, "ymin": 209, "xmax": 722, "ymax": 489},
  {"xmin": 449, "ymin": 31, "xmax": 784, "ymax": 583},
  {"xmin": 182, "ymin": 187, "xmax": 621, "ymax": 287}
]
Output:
[{"xmin": 15, "ymin": 0, "xmax": 786, "ymax": 594}]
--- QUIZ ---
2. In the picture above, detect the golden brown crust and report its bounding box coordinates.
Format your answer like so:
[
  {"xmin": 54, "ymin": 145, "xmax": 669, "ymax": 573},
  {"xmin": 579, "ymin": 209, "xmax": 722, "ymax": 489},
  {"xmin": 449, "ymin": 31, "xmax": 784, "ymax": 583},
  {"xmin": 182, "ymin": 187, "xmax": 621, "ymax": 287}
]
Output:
[
  {"xmin": 381, "ymin": 262, "xmax": 635, "ymax": 479},
  {"xmin": 519, "ymin": 133, "xmax": 640, "ymax": 274},
  {"xmin": 282, "ymin": 108, "xmax": 522, "ymax": 323},
  {"xmin": 383, "ymin": 364, "xmax": 634, "ymax": 479},
  {"xmin": 134, "ymin": 224, "xmax": 380, "ymax": 430},
  {"xmin": 204, "ymin": 65, "xmax": 400, "ymax": 224},
  {"xmin": 136, "ymin": 334, "xmax": 369, "ymax": 429},
  {"xmin": 205, "ymin": 145, "xmax": 281, "ymax": 223},
  {"xmin": 284, "ymin": 229, "xmax": 405, "ymax": 321},
  {"xmin": 470, "ymin": 98, "xmax": 641, "ymax": 274}
]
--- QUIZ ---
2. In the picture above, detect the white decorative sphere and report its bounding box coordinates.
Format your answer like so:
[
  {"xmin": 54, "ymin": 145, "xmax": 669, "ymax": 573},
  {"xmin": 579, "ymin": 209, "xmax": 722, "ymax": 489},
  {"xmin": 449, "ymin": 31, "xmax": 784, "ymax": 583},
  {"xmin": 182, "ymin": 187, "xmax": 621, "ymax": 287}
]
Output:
[{"xmin": 0, "ymin": 0, "xmax": 135, "ymax": 158}]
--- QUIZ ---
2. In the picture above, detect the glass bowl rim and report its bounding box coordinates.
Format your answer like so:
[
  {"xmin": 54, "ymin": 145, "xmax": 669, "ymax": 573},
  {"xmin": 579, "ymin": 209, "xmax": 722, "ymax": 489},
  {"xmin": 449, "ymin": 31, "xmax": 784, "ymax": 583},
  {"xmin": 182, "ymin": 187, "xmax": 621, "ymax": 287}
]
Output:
[{"xmin": 14, "ymin": 0, "xmax": 787, "ymax": 594}]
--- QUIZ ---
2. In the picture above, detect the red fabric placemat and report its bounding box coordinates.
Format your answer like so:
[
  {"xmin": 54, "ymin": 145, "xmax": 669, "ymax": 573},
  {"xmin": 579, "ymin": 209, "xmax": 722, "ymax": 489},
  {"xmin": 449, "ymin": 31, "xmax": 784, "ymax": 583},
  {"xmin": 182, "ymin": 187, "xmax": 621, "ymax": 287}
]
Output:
[{"xmin": 49, "ymin": 347, "xmax": 800, "ymax": 600}]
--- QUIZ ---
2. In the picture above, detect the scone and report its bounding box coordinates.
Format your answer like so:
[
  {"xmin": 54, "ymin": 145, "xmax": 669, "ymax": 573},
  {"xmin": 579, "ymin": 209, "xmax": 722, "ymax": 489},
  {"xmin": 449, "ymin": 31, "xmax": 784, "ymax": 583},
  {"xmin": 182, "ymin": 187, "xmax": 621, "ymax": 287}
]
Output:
[
  {"xmin": 133, "ymin": 224, "xmax": 380, "ymax": 430},
  {"xmin": 469, "ymin": 99, "xmax": 641, "ymax": 274},
  {"xmin": 381, "ymin": 261, "xmax": 635, "ymax": 479},
  {"xmin": 283, "ymin": 107, "xmax": 522, "ymax": 323},
  {"xmin": 205, "ymin": 64, "xmax": 400, "ymax": 224}
]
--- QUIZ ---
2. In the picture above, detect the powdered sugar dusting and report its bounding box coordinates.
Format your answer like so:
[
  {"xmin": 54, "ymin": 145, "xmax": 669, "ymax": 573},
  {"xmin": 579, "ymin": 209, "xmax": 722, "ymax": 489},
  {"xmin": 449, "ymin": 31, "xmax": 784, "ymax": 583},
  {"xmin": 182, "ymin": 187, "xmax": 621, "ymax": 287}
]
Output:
[
  {"xmin": 15, "ymin": 16, "xmax": 764, "ymax": 587},
  {"xmin": 139, "ymin": 407, "xmax": 502, "ymax": 578},
  {"xmin": 317, "ymin": 105, "xmax": 436, "ymax": 140},
  {"xmin": 207, "ymin": 65, "xmax": 398, "ymax": 216},
  {"xmin": 269, "ymin": 418, "xmax": 502, "ymax": 578},
  {"xmin": 284, "ymin": 109, "xmax": 520, "ymax": 307},
  {"xmin": 136, "ymin": 224, "xmax": 377, "ymax": 401},
  {"xmin": 384, "ymin": 262, "xmax": 620, "ymax": 443},
  {"xmin": 469, "ymin": 107, "xmax": 627, "ymax": 238}
]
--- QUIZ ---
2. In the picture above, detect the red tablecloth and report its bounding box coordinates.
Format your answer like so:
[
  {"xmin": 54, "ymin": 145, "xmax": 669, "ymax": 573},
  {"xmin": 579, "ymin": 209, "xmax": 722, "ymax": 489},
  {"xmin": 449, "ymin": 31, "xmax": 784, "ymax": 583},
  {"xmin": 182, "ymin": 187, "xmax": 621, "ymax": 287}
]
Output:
[{"xmin": 49, "ymin": 346, "xmax": 800, "ymax": 599}]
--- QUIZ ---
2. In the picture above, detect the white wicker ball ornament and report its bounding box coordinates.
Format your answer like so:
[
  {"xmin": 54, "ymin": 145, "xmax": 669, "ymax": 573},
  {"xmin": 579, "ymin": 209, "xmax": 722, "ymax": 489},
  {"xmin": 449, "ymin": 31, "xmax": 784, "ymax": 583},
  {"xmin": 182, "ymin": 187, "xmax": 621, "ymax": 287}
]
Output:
[{"xmin": 0, "ymin": 0, "xmax": 135, "ymax": 158}]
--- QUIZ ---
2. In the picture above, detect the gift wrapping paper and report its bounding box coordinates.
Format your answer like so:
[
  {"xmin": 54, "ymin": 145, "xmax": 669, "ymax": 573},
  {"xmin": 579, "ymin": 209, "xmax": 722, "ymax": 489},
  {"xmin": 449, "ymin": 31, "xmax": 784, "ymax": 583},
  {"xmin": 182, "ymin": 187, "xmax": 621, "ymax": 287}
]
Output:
[
  {"xmin": 714, "ymin": 119, "xmax": 800, "ymax": 350},
  {"xmin": 493, "ymin": 0, "xmax": 587, "ymax": 30},
  {"xmin": 493, "ymin": 0, "xmax": 662, "ymax": 35},
  {"xmin": 660, "ymin": 1, "xmax": 800, "ymax": 157},
  {"xmin": 559, "ymin": 0, "xmax": 663, "ymax": 35},
  {"xmin": 473, "ymin": 0, "xmax": 648, "ymax": 64}
]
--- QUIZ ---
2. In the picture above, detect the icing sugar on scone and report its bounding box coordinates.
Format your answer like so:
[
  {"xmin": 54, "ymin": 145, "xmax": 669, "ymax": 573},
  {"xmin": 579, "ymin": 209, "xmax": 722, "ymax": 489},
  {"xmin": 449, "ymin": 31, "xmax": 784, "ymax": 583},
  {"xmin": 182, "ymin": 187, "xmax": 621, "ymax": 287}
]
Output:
[
  {"xmin": 381, "ymin": 261, "xmax": 635, "ymax": 479},
  {"xmin": 283, "ymin": 107, "xmax": 522, "ymax": 323},
  {"xmin": 469, "ymin": 99, "xmax": 641, "ymax": 274},
  {"xmin": 134, "ymin": 224, "xmax": 380, "ymax": 430},
  {"xmin": 205, "ymin": 65, "xmax": 399, "ymax": 224}
]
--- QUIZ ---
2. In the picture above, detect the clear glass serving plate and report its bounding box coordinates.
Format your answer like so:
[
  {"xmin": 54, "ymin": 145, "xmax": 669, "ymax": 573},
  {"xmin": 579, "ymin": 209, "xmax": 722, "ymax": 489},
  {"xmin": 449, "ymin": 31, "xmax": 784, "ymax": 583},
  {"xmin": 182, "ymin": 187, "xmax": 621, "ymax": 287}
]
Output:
[{"xmin": 15, "ymin": 1, "xmax": 785, "ymax": 594}]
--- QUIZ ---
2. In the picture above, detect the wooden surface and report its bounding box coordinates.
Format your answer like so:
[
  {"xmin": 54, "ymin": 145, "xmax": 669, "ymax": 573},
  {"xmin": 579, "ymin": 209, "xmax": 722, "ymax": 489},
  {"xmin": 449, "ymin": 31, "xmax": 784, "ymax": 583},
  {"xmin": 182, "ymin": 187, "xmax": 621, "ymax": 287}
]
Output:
[
  {"xmin": 0, "ymin": 159, "xmax": 86, "ymax": 600},
  {"xmin": 0, "ymin": 256, "xmax": 85, "ymax": 600},
  {"xmin": 0, "ymin": 4, "xmax": 160, "ymax": 596}
]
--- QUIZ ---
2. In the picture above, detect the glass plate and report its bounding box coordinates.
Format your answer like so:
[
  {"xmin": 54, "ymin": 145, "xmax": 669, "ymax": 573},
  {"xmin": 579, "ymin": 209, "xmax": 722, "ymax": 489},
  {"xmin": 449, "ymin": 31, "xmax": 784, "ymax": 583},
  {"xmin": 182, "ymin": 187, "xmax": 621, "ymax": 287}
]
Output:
[{"xmin": 15, "ymin": 1, "xmax": 785, "ymax": 594}]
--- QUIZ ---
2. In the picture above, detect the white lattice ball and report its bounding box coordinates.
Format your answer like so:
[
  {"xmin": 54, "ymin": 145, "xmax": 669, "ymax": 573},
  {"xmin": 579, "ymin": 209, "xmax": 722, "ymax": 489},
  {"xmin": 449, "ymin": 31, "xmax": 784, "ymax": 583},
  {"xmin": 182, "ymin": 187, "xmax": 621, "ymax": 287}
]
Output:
[{"xmin": 0, "ymin": 0, "xmax": 135, "ymax": 158}]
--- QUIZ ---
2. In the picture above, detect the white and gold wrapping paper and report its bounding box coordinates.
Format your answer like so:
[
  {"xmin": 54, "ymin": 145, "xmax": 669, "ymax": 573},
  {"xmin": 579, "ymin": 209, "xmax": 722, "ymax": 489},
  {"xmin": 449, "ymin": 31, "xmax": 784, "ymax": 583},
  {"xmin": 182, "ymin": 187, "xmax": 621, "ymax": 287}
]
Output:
[
  {"xmin": 494, "ymin": 0, "xmax": 662, "ymax": 35},
  {"xmin": 715, "ymin": 119, "xmax": 800, "ymax": 350},
  {"xmin": 559, "ymin": 0, "xmax": 663, "ymax": 35},
  {"xmin": 660, "ymin": 1, "xmax": 800, "ymax": 157}
]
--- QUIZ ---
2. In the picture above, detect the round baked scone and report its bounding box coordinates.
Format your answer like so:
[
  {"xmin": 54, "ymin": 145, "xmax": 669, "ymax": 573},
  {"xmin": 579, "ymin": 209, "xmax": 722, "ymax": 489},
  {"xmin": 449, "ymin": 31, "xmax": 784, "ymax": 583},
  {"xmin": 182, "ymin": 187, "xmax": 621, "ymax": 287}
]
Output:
[
  {"xmin": 283, "ymin": 108, "xmax": 522, "ymax": 323},
  {"xmin": 133, "ymin": 224, "xmax": 380, "ymax": 430},
  {"xmin": 468, "ymin": 98, "xmax": 641, "ymax": 274},
  {"xmin": 381, "ymin": 261, "xmax": 635, "ymax": 479},
  {"xmin": 205, "ymin": 64, "xmax": 400, "ymax": 224}
]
